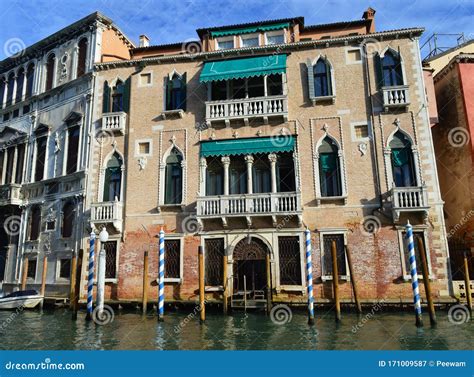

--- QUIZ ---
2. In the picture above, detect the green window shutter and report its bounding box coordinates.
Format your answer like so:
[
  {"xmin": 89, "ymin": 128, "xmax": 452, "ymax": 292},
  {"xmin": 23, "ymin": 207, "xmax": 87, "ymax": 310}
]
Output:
[
  {"xmin": 306, "ymin": 59, "xmax": 315, "ymax": 99},
  {"xmin": 122, "ymin": 77, "xmax": 131, "ymax": 113},
  {"xmin": 102, "ymin": 81, "xmax": 110, "ymax": 113},
  {"xmin": 165, "ymin": 77, "xmax": 172, "ymax": 111},
  {"xmin": 181, "ymin": 72, "xmax": 187, "ymax": 111},
  {"xmin": 326, "ymin": 61, "xmax": 333, "ymax": 96},
  {"xmin": 374, "ymin": 53, "xmax": 384, "ymax": 89}
]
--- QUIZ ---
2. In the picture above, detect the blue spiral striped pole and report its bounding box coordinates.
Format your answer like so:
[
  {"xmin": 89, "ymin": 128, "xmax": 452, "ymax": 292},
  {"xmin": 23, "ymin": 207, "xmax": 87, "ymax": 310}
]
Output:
[
  {"xmin": 406, "ymin": 221, "xmax": 423, "ymax": 327},
  {"xmin": 158, "ymin": 228, "xmax": 165, "ymax": 321},
  {"xmin": 86, "ymin": 231, "xmax": 96, "ymax": 321},
  {"xmin": 305, "ymin": 229, "xmax": 315, "ymax": 325}
]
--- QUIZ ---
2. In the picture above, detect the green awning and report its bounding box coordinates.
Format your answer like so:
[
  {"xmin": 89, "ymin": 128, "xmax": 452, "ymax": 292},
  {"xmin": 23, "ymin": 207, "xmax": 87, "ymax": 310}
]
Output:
[
  {"xmin": 200, "ymin": 55, "xmax": 287, "ymax": 83},
  {"xmin": 211, "ymin": 23, "xmax": 289, "ymax": 37},
  {"xmin": 200, "ymin": 136, "xmax": 294, "ymax": 157}
]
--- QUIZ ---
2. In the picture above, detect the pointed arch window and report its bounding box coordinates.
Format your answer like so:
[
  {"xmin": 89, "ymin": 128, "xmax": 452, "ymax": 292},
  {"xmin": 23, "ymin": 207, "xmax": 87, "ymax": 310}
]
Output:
[
  {"xmin": 6, "ymin": 72, "xmax": 15, "ymax": 106},
  {"xmin": 112, "ymin": 80, "xmax": 125, "ymax": 112},
  {"xmin": 29, "ymin": 206, "xmax": 41, "ymax": 241},
  {"xmin": 103, "ymin": 153, "xmax": 123, "ymax": 202},
  {"xmin": 314, "ymin": 58, "xmax": 332, "ymax": 97},
  {"xmin": 15, "ymin": 68, "xmax": 24, "ymax": 102},
  {"xmin": 76, "ymin": 38, "xmax": 88, "ymax": 78},
  {"xmin": 165, "ymin": 72, "xmax": 186, "ymax": 111},
  {"xmin": 25, "ymin": 64, "xmax": 34, "ymax": 99},
  {"xmin": 390, "ymin": 131, "xmax": 416, "ymax": 187},
  {"xmin": 165, "ymin": 148, "xmax": 183, "ymax": 204},
  {"xmin": 318, "ymin": 137, "xmax": 342, "ymax": 197},
  {"xmin": 381, "ymin": 51, "xmax": 403, "ymax": 87},
  {"xmin": 103, "ymin": 79, "xmax": 130, "ymax": 113},
  {"xmin": 62, "ymin": 201, "xmax": 75, "ymax": 238},
  {"xmin": 45, "ymin": 54, "xmax": 55, "ymax": 91}
]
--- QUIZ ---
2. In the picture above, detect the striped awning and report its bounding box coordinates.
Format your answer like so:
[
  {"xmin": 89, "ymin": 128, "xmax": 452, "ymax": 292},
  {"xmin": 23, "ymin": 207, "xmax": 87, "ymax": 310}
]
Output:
[{"xmin": 200, "ymin": 136, "xmax": 294, "ymax": 157}]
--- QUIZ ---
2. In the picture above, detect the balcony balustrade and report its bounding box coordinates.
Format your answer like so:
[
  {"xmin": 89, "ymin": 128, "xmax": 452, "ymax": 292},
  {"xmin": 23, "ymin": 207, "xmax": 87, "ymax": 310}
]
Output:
[
  {"xmin": 382, "ymin": 85, "xmax": 410, "ymax": 111},
  {"xmin": 101, "ymin": 112, "xmax": 127, "ymax": 134},
  {"xmin": 390, "ymin": 185, "xmax": 429, "ymax": 222},
  {"xmin": 90, "ymin": 200, "xmax": 123, "ymax": 232}
]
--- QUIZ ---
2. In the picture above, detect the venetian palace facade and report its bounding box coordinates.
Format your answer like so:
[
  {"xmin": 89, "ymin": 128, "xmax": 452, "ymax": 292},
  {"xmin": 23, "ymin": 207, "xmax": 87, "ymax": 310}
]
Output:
[{"xmin": 0, "ymin": 8, "xmax": 453, "ymax": 308}]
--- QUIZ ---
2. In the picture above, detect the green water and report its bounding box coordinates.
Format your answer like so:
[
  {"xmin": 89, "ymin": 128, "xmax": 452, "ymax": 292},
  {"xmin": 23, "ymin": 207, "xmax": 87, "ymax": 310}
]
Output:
[{"xmin": 0, "ymin": 308, "xmax": 472, "ymax": 350}]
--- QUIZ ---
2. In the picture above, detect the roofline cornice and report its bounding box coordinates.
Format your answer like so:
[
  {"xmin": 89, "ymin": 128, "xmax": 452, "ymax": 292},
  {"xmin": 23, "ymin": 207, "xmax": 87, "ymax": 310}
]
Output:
[{"xmin": 95, "ymin": 27, "xmax": 424, "ymax": 71}]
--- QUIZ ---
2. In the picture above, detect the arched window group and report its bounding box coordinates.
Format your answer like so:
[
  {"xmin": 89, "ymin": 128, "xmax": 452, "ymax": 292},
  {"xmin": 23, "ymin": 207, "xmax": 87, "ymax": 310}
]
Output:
[
  {"xmin": 390, "ymin": 131, "xmax": 416, "ymax": 187},
  {"xmin": 103, "ymin": 153, "xmax": 123, "ymax": 202},
  {"xmin": 164, "ymin": 148, "xmax": 183, "ymax": 204},
  {"xmin": 313, "ymin": 58, "xmax": 332, "ymax": 97},
  {"xmin": 318, "ymin": 137, "xmax": 342, "ymax": 197},
  {"xmin": 379, "ymin": 50, "xmax": 404, "ymax": 87}
]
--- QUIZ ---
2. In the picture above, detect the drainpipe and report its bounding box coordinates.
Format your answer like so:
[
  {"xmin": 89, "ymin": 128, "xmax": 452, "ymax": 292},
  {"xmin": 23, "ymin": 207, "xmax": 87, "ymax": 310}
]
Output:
[{"xmin": 361, "ymin": 41, "xmax": 389, "ymax": 219}]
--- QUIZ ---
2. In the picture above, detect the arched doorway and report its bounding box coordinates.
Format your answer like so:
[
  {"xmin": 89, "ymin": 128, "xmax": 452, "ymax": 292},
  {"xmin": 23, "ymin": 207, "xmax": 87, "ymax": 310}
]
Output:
[{"xmin": 233, "ymin": 237, "xmax": 270, "ymax": 297}]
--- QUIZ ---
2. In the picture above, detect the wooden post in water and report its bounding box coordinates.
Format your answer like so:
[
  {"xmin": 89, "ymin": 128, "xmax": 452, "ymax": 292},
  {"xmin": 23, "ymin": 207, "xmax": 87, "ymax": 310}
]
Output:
[
  {"xmin": 198, "ymin": 246, "xmax": 205, "ymax": 322},
  {"xmin": 331, "ymin": 240, "xmax": 341, "ymax": 322},
  {"xmin": 418, "ymin": 238, "xmax": 436, "ymax": 325},
  {"xmin": 69, "ymin": 251, "xmax": 77, "ymax": 308},
  {"xmin": 223, "ymin": 254, "xmax": 228, "ymax": 314},
  {"xmin": 265, "ymin": 253, "xmax": 272, "ymax": 314},
  {"xmin": 21, "ymin": 257, "xmax": 28, "ymax": 290},
  {"xmin": 243, "ymin": 275, "xmax": 247, "ymax": 312},
  {"xmin": 72, "ymin": 249, "xmax": 84, "ymax": 320},
  {"xmin": 463, "ymin": 250, "xmax": 472, "ymax": 313},
  {"xmin": 40, "ymin": 256, "xmax": 48, "ymax": 308},
  {"xmin": 142, "ymin": 251, "xmax": 149, "ymax": 315},
  {"xmin": 345, "ymin": 246, "xmax": 362, "ymax": 314}
]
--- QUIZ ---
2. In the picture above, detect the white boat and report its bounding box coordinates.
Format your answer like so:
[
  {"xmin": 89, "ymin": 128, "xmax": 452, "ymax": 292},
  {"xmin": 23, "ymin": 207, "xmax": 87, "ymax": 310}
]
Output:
[{"xmin": 0, "ymin": 290, "xmax": 44, "ymax": 310}]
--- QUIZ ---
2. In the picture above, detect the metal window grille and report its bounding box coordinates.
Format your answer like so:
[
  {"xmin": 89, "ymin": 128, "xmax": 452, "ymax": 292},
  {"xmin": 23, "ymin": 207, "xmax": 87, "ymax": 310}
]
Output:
[
  {"xmin": 164, "ymin": 240, "xmax": 180, "ymax": 279},
  {"xmin": 103, "ymin": 241, "xmax": 117, "ymax": 279},
  {"xmin": 205, "ymin": 238, "xmax": 224, "ymax": 286},
  {"xmin": 278, "ymin": 236, "xmax": 302, "ymax": 285},
  {"xmin": 322, "ymin": 234, "xmax": 347, "ymax": 276}
]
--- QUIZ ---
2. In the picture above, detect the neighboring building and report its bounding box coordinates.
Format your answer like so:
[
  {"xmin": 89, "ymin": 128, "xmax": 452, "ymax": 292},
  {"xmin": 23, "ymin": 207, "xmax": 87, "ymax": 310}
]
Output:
[
  {"xmin": 0, "ymin": 12, "xmax": 132, "ymax": 296},
  {"xmin": 90, "ymin": 7, "xmax": 452, "ymax": 307},
  {"xmin": 427, "ymin": 46, "xmax": 474, "ymax": 286}
]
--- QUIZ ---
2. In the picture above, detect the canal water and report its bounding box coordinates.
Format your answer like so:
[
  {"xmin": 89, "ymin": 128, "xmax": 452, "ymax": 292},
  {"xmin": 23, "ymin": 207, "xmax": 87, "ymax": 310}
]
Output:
[{"xmin": 0, "ymin": 307, "xmax": 472, "ymax": 350}]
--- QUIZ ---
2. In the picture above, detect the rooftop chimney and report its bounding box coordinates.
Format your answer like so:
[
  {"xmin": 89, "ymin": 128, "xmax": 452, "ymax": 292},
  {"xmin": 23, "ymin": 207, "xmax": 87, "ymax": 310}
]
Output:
[
  {"xmin": 362, "ymin": 7, "xmax": 376, "ymax": 33},
  {"xmin": 139, "ymin": 34, "xmax": 150, "ymax": 48}
]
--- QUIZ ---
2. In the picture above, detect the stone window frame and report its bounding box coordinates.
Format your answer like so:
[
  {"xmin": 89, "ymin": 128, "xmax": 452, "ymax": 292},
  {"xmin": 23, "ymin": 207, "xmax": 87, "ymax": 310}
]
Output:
[
  {"xmin": 158, "ymin": 142, "xmax": 186, "ymax": 208},
  {"xmin": 201, "ymin": 235, "xmax": 226, "ymax": 291},
  {"xmin": 73, "ymin": 34, "xmax": 90, "ymax": 80},
  {"xmin": 163, "ymin": 235, "xmax": 184, "ymax": 283},
  {"xmin": 216, "ymin": 36, "xmax": 235, "ymax": 50},
  {"xmin": 350, "ymin": 120, "xmax": 371, "ymax": 142},
  {"xmin": 318, "ymin": 228, "xmax": 350, "ymax": 281},
  {"xmin": 275, "ymin": 231, "xmax": 306, "ymax": 293},
  {"xmin": 101, "ymin": 238, "xmax": 120, "ymax": 283},
  {"xmin": 264, "ymin": 30, "xmax": 286, "ymax": 46},
  {"xmin": 42, "ymin": 49, "xmax": 59, "ymax": 92},
  {"xmin": 98, "ymin": 148, "xmax": 126, "ymax": 203},
  {"xmin": 134, "ymin": 138, "xmax": 153, "ymax": 158},
  {"xmin": 239, "ymin": 33, "xmax": 261, "ymax": 48},
  {"xmin": 307, "ymin": 54, "xmax": 336, "ymax": 105},
  {"xmin": 138, "ymin": 71, "xmax": 153, "ymax": 88},
  {"xmin": 377, "ymin": 46, "xmax": 408, "ymax": 87},
  {"xmin": 62, "ymin": 118, "xmax": 84, "ymax": 177},
  {"xmin": 55, "ymin": 256, "xmax": 72, "ymax": 282},
  {"xmin": 344, "ymin": 46, "xmax": 363, "ymax": 65},
  {"xmin": 396, "ymin": 225, "xmax": 433, "ymax": 281}
]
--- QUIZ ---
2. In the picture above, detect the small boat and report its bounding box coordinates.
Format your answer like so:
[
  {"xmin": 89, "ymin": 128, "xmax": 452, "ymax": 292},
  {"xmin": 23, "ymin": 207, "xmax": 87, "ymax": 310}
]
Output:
[{"xmin": 0, "ymin": 290, "xmax": 44, "ymax": 310}]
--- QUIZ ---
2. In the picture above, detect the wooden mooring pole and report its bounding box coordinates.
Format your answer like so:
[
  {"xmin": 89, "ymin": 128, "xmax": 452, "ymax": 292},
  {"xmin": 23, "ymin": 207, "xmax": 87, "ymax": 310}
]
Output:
[
  {"xmin": 418, "ymin": 238, "xmax": 436, "ymax": 325},
  {"xmin": 21, "ymin": 257, "xmax": 28, "ymax": 290},
  {"xmin": 69, "ymin": 251, "xmax": 77, "ymax": 308},
  {"xmin": 463, "ymin": 250, "xmax": 472, "ymax": 313},
  {"xmin": 331, "ymin": 240, "xmax": 341, "ymax": 322},
  {"xmin": 223, "ymin": 254, "xmax": 228, "ymax": 314},
  {"xmin": 265, "ymin": 253, "xmax": 272, "ymax": 314},
  {"xmin": 142, "ymin": 251, "xmax": 149, "ymax": 315},
  {"xmin": 40, "ymin": 256, "xmax": 48, "ymax": 309},
  {"xmin": 345, "ymin": 246, "xmax": 362, "ymax": 314},
  {"xmin": 198, "ymin": 246, "xmax": 205, "ymax": 322},
  {"xmin": 72, "ymin": 249, "xmax": 84, "ymax": 320}
]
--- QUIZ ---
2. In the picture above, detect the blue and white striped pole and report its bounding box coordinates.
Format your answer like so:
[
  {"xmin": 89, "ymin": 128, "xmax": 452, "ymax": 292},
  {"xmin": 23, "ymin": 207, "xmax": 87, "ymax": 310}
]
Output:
[
  {"xmin": 305, "ymin": 228, "xmax": 315, "ymax": 325},
  {"xmin": 158, "ymin": 228, "xmax": 165, "ymax": 321},
  {"xmin": 406, "ymin": 221, "xmax": 423, "ymax": 327},
  {"xmin": 86, "ymin": 231, "xmax": 96, "ymax": 321}
]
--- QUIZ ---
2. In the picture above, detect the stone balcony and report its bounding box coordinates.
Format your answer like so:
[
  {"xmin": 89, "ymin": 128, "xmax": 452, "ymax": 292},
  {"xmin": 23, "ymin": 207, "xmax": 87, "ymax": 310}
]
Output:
[
  {"xmin": 205, "ymin": 95, "xmax": 288, "ymax": 126},
  {"xmin": 101, "ymin": 112, "xmax": 127, "ymax": 134},
  {"xmin": 196, "ymin": 191, "xmax": 302, "ymax": 227},
  {"xmin": 390, "ymin": 185, "xmax": 429, "ymax": 222},
  {"xmin": 0, "ymin": 183, "xmax": 22, "ymax": 206},
  {"xmin": 382, "ymin": 85, "xmax": 410, "ymax": 111},
  {"xmin": 90, "ymin": 200, "xmax": 123, "ymax": 233}
]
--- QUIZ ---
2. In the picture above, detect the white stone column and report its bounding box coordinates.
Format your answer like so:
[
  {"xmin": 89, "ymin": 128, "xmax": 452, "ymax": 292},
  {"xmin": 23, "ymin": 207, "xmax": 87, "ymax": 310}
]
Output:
[
  {"xmin": 245, "ymin": 155, "xmax": 254, "ymax": 194},
  {"xmin": 21, "ymin": 66, "xmax": 27, "ymax": 101},
  {"xmin": 199, "ymin": 157, "xmax": 207, "ymax": 196},
  {"xmin": 12, "ymin": 146, "xmax": 18, "ymax": 184},
  {"xmin": 0, "ymin": 77, "xmax": 7, "ymax": 108},
  {"xmin": 1, "ymin": 148, "xmax": 8, "ymax": 184},
  {"xmin": 11, "ymin": 74, "xmax": 17, "ymax": 105},
  {"xmin": 268, "ymin": 153, "xmax": 278, "ymax": 193},
  {"xmin": 221, "ymin": 156, "xmax": 230, "ymax": 195}
]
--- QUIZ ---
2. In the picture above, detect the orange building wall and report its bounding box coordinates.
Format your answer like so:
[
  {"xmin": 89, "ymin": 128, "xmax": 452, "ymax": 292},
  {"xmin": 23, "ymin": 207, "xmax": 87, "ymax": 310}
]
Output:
[
  {"xmin": 100, "ymin": 28, "xmax": 131, "ymax": 62},
  {"xmin": 459, "ymin": 63, "xmax": 474, "ymax": 159}
]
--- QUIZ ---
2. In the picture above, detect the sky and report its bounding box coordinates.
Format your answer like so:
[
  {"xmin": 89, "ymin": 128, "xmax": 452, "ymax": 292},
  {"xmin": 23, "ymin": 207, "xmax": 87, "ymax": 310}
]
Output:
[{"xmin": 0, "ymin": 0, "xmax": 473, "ymax": 60}]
